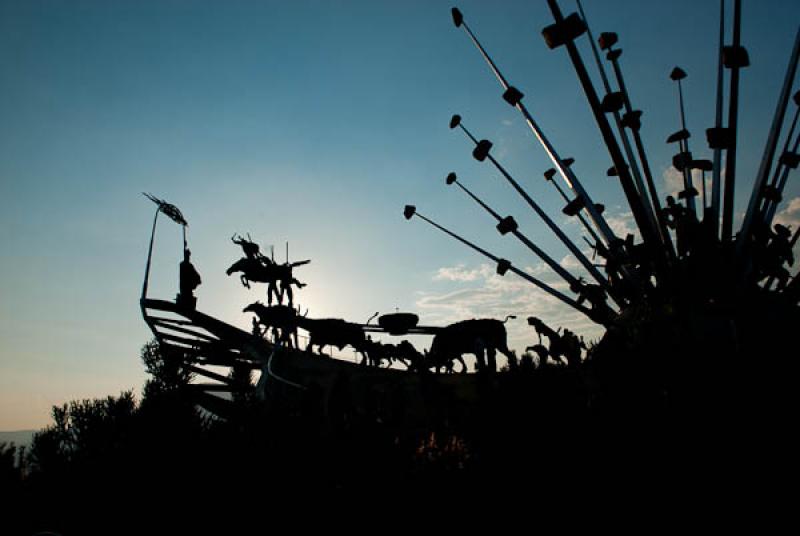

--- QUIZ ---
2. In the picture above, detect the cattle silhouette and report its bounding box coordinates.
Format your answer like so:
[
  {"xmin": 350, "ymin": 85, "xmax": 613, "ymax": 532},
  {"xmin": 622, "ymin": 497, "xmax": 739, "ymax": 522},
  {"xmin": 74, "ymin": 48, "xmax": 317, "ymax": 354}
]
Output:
[
  {"xmin": 296, "ymin": 316, "xmax": 367, "ymax": 358},
  {"xmin": 426, "ymin": 316, "xmax": 516, "ymax": 373}
]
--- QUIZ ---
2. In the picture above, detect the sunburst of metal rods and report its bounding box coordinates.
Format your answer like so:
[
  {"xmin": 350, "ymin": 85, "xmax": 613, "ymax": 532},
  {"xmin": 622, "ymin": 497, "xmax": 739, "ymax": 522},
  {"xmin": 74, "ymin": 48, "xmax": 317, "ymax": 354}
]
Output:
[{"xmin": 405, "ymin": 0, "xmax": 800, "ymax": 327}]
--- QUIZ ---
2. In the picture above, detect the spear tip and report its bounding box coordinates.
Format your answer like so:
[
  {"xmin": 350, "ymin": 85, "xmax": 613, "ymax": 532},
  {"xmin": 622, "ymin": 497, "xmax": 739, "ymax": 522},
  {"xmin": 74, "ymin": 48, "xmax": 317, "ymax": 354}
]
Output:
[
  {"xmin": 451, "ymin": 7, "xmax": 463, "ymax": 28},
  {"xmin": 670, "ymin": 66, "xmax": 687, "ymax": 81},
  {"xmin": 598, "ymin": 32, "xmax": 618, "ymax": 51}
]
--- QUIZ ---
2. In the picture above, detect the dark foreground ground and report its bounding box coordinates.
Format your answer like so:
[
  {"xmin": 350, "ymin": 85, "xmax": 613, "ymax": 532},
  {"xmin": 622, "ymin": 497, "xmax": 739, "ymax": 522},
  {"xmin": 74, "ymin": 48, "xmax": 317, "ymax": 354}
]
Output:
[{"xmin": 3, "ymin": 292, "xmax": 798, "ymax": 533}]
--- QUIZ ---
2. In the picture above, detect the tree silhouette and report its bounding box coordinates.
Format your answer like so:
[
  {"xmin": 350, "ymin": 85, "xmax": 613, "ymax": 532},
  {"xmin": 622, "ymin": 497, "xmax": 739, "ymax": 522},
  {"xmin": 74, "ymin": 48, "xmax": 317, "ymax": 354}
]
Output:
[
  {"xmin": 140, "ymin": 338, "xmax": 194, "ymax": 403},
  {"xmin": 27, "ymin": 392, "xmax": 137, "ymax": 472},
  {"xmin": 0, "ymin": 441, "xmax": 23, "ymax": 487}
]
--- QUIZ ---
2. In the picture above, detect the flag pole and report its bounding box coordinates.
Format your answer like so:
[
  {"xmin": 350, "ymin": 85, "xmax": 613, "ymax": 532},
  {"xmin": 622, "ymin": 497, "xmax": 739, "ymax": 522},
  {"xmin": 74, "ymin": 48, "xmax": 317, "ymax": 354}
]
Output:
[{"xmin": 142, "ymin": 208, "xmax": 160, "ymax": 300}]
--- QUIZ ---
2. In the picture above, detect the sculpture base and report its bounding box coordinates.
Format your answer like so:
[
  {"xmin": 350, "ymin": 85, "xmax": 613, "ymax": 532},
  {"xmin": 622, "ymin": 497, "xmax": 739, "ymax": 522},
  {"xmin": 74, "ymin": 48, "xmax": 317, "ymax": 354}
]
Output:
[{"xmin": 176, "ymin": 293, "xmax": 196, "ymax": 310}]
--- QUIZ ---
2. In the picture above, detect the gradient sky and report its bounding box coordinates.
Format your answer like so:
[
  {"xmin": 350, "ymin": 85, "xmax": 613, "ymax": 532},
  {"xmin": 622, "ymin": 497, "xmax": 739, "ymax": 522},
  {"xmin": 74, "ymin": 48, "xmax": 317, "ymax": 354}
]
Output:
[{"xmin": 1, "ymin": 0, "xmax": 798, "ymax": 429}]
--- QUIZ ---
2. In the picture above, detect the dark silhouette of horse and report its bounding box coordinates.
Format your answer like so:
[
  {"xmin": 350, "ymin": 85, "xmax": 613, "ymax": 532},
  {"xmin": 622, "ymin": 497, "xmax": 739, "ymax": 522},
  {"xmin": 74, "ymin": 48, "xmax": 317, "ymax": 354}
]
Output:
[
  {"xmin": 426, "ymin": 316, "xmax": 516, "ymax": 373},
  {"xmin": 226, "ymin": 257, "xmax": 306, "ymax": 306}
]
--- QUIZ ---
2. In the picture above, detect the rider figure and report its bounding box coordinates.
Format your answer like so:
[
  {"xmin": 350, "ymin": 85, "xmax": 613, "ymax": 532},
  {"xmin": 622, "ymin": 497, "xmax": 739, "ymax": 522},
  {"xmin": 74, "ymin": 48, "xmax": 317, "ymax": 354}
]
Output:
[
  {"xmin": 229, "ymin": 234, "xmax": 308, "ymax": 306},
  {"xmin": 233, "ymin": 234, "xmax": 264, "ymax": 261}
]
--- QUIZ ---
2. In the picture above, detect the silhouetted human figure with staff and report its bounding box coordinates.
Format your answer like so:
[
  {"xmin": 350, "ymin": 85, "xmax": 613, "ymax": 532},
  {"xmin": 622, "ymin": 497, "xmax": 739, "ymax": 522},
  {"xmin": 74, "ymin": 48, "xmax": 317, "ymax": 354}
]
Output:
[{"xmin": 177, "ymin": 248, "xmax": 201, "ymax": 309}]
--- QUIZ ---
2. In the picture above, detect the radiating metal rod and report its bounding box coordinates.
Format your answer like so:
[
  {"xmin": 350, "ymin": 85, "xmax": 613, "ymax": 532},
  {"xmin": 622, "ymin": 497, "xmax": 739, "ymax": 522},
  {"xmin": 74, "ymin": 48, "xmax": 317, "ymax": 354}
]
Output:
[
  {"xmin": 576, "ymin": 0, "xmax": 666, "ymax": 258},
  {"xmin": 543, "ymin": 166, "xmax": 604, "ymax": 250},
  {"xmin": 763, "ymin": 126, "xmax": 800, "ymax": 226},
  {"xmin": 542, "ymin": 0, "xmax": 661, "ymax": 257},
  {"xmin": 710, "ymin": 0, "xmax": 726, "ymax": 238},
  {"xmin": 453, "ymin": 118, "xmax": 616, "ymax": 296},
  {"xmin": 447, "ymin": 172, "xmax": 602, "ymax": 297},
  {"xmin": 451, "ymin": 7, "xmax": 619, "ymax": 252},
  {"xmin": 738, "ymin": 24, "xmax": 800, "ymax": 253},
  {"xmin": 722, "ymin": 0, "xmax": 744, "ymax": 242},
  {"xmin": 403, "ymin": 206, "xmax": 604, "ymax": 321}
]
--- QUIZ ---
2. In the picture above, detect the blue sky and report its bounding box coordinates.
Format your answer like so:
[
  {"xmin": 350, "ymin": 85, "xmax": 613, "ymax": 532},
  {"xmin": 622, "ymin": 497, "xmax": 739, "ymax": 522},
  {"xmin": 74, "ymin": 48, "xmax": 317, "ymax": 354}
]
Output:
[{"xmin": 1, "ymin": 0, "xmax": 798, "ymax": 429}]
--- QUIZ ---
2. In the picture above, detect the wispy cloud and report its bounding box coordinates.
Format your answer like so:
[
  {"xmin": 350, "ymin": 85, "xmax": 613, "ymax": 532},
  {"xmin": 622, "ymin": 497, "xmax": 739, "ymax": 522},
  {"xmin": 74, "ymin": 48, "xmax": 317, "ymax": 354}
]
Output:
[
  {"xmin": 774, "ymin": 196, "xmax": 800, "ymax": 258},
  {"xmin": 662, "ymin": 166, "xmax": 684, "ymax": 199},
  {"xmin": 662, "ymin": 166, "xmax": 714, "ymax": 203},
  {"xmin": 416, "ymin": 262, "xmax": 605, "ymax": 354},
  {"xmin": 433, "ymin": 263, "xmax": 492, "ymax": 282},
  {"xmin": 774, "ymin": 196, "xmax": 800, "ymax": 230},
  {"xmin": 606, "ymin": 210, "xmax": 640, "ymax": 241}
]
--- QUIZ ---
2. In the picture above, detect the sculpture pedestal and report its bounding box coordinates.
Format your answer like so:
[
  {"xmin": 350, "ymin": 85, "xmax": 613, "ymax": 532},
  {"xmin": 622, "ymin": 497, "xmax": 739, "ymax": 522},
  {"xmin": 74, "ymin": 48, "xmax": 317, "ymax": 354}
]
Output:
[{"xmin": 176, "ymin": 293, "xmax": 196, "ymax": 310}]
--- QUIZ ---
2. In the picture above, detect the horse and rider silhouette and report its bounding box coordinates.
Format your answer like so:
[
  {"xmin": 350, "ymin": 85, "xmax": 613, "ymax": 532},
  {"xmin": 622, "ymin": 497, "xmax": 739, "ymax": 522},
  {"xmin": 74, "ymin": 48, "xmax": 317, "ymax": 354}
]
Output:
[{"xmin": 226, "ymin": 234, "xmax": 309, "ymax": 306}]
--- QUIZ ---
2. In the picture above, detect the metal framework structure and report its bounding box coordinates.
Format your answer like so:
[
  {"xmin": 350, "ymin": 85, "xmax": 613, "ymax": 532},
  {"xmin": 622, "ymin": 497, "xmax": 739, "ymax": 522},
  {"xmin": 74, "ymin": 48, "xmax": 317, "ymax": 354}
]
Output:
[{"xmin": 407, "ymin": 1, "xmax": 800, "ymax": 327}]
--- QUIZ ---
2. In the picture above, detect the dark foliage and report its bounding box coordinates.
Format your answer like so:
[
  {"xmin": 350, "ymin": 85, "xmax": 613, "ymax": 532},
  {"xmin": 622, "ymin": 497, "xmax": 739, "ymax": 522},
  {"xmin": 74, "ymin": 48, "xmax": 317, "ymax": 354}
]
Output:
[{"xmin": 6, "ymin": 312, "xmax": 796, "ymax": 535}]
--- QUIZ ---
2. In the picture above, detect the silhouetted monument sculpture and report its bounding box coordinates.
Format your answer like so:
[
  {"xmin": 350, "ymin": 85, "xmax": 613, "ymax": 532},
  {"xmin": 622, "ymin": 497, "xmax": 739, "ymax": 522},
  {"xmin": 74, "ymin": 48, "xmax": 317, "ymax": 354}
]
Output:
[
  {"xmin": 227, "ymin": 234, "xmax": 309, "ymax": 307},
  {"xmin": 137, "ymin": 4, "xmax": 800, "ymax": 464},
  {"xmin": 406, "ymin": 2, "xmax": 800, "ymax": 364},
  {"xmin": 177, "ymin": 248, "xmax": 201, "ymax": 310}
]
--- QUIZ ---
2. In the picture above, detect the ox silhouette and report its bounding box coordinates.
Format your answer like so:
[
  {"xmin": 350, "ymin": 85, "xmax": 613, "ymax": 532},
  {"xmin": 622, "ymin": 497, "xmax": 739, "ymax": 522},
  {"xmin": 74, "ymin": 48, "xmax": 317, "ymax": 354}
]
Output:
[
  {"xmin": 297, "ymin": 316, "xmax": 367, "ymax": 359},
  {"xmin": 426, "ymin": 316, "xmax": 516, "ymax": 373},
  {"xmin": 360, "ymin": 337, "xmax": 398, "ymax": 367},
  {"xmin": 244, "ymin": 302, "xmax": 299, "ymax": 348}
]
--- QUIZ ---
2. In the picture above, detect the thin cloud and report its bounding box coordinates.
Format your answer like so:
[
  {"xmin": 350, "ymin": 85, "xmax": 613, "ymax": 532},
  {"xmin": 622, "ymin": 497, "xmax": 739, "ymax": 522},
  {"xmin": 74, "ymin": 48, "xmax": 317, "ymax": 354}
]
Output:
[
  {"xmin": 662, "ymin": 166, "xmax": 715, "ymax": 203},
  {"xmin": 433, "ymin": 263, "xmax": 490, "ymax": 282},
  {"xmin": 606, "ymin": 210, "xmax": 640, "ymax": 241},
  {"xmin": 774, "ymin": 196, "xmax": 800, "ymax": 259},
  {"xmin": 774, "ymin": 196, "xmax": 800, "ymax": 230},
  {"xmin": 415, "ymin": 262, "xmax": 606, "ymax": 353},
  {"xmin": 662, "ymin": 166, "xmax": 684, "ymax": 199}
]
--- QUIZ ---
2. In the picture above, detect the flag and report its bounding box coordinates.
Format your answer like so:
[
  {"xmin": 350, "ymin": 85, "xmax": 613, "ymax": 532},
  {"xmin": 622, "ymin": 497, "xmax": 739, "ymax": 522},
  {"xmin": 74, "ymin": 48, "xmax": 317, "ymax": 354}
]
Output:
[{"xmin": 143, "ymin": 193, "xmax": 188, "ymax": 226}]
